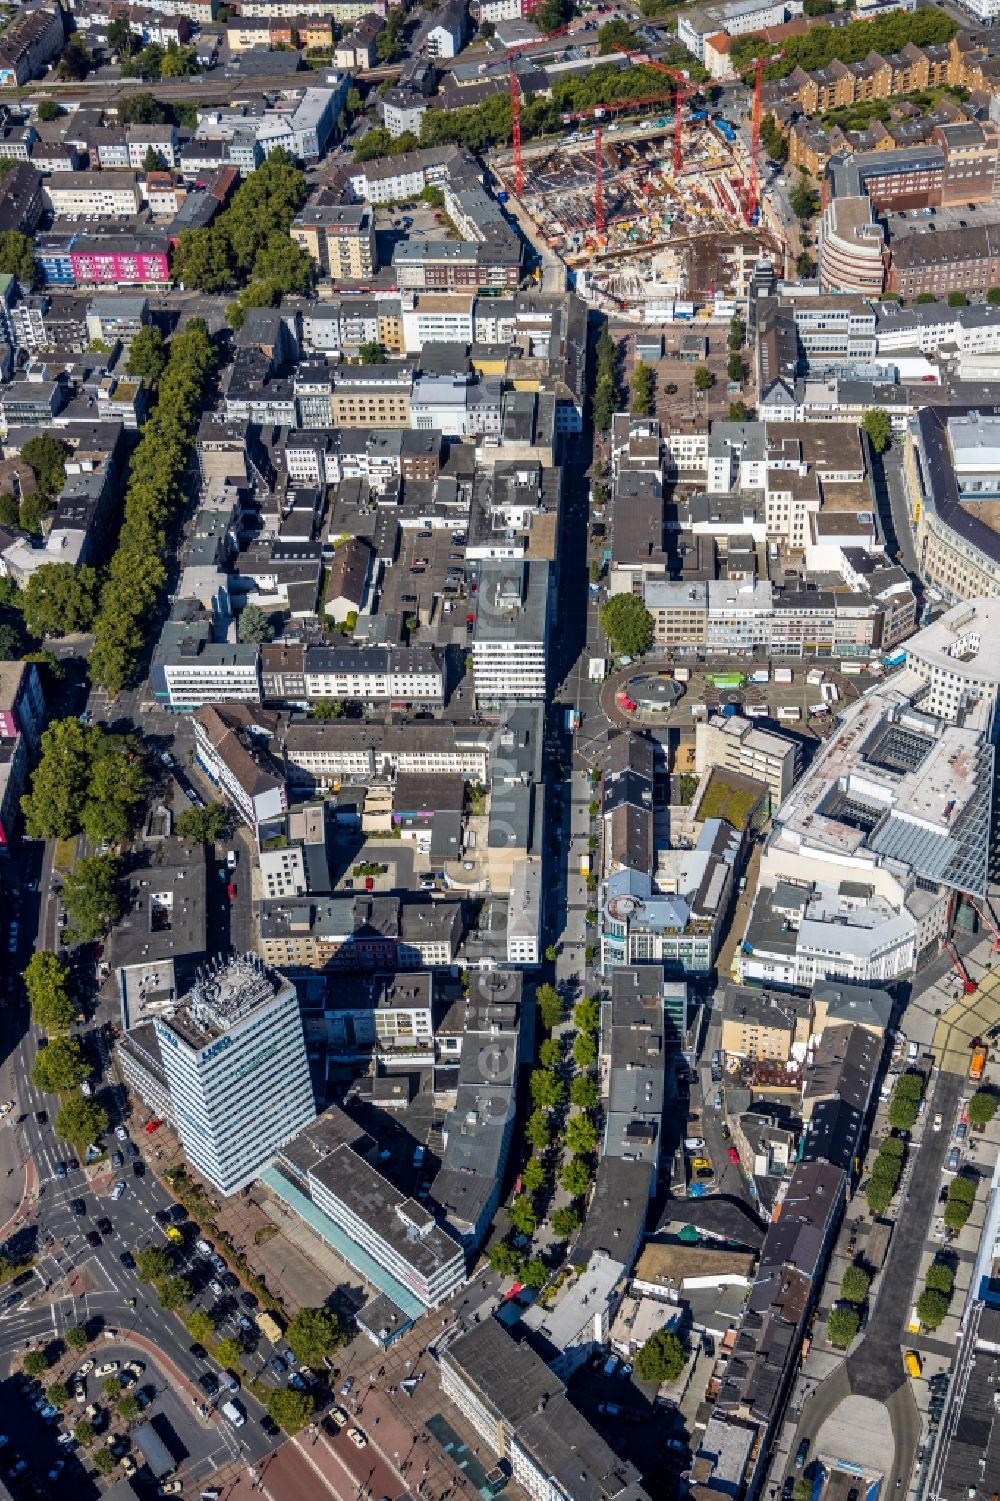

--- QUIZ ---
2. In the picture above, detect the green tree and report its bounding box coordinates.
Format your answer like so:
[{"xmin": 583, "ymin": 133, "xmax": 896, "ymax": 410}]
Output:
[
  {"xmin": 532, "ymin": 0, "xmax": 570, "ymax": 29},
  {"xmin": 24, "ymin": 951, "xmax": 75, "ymax": 1032},
  {"xmin": 0, "ymin": 231, "xmax": 37, "ymax": 290},
  {"xmin": 760, "ymin": 113, "xmax": 787, "ymax": 164},
  {"xmin": 488, "ymin": 1240, "xmax": 521, "ymax": 1276},
  {"xmin": 65, "ymin": 1325, "xmax": 88, "ymax": 1351},
  {"xmin": 19, "ymin": 490, "xmax": 52, "ymax": 536},
  {"xmin": 630, "ymin": 362, "xmax": 654, "ymax": 417},
  {"xmin": 947, "ymin": 291, "xmax": 968, "ymax": 308},
  {"xmin": 530, "ymin": 1069, "xmax": 565, "ymax": 1111},
  {"xmin": 598, "ymin": 16, "xmax": 634, "ymax": 52},
  {"xmin": 865, "ymin": 1177, "xmax": 893, "ymax": 1216},
  {"xmin": 102, "ymin": 1376, "xmax": 122, "ymax": 1400},
  {"xmin": 346, "ymin": 86, "xmax": 363, "ymax": 114},
  {"xmin": 916, "ymin": 1288, "xmax": 949, "ymax": 1329},
  {"xmin": 521, "ymin": 1157, "xmax": 546, "ymax": 1194},
  {"xmin": 521, "ymin": 1257, "xmax": 548, "ymax": 1290},
  {"xmin": 118, "ymin": 92, "xmax": 167, "ymax": 125},
  {"xmin": 600, "ymin": 593, "xmax": 653, "ymax": 657},
  {"xmin": 117, "ymin": 1396, "xmax": 140, "ymax": 1424},
  {"xmin": 566, "ymin": 1114, "xmax": 597, "ymax": 1155},
  {"xmin": 173, "ymin": 227, "xmax": 234, "ymax": 293},
  {"xmin": 135, "ymin": 1245, "xmax": 173, "ymax": 1282},
  {"xmin": 59, "ymin": 34, "xmax": 93, "ymax": 80},
  {"xmin": 46, "ymin": 1382, "xmax": 69, "ymax": 1408},
  {"xmin": 21, "ymin": 436, "xmax": 69, "ymax": 497},
  {"xmin": 61, "ymin": 855, "xmax": 121, "ymax": 942},
  {"xmin": 550, "ymin": 1205, "xmax": 580, "ymax": 1239},
  {"xmin": 570, "ymin": 1073, "xmax": 599, "ymax": 1110},
  {"xmin": 286, "ymin": 1306, "xmax": 346, "ymax": 1366},
  {"xmin": 237, "ymin": 605, "xmax": 274, "ymax": 644},
  {"xmin": 968, "ymin": 1090, "xmax": 997, "ymax": 1129},
  {"xmin": 839, "ymin": 1265, "xmax": 871, "ymax": 1304},
  {"xmin": 21, "ymin": 719, "xmax": 145, "ymax": 843},
  {"xmin": 107, "ymin": 18, "xmax": 137, "ymax": 53},
  {"xmin": 125, "ymin": 326, "xmax": 167, "ymax": 386},
  {"xmin": 559, "ymin": 1155, "xmax": 592, "ymax": 1198},
  {"xmin": 92, "ymin": 1447, "xmax": 116, "ymax": 1476},
  {"xmin": 916, "ymin": 292, "xmax": 938, "ymax": 304},
  {"xmin": 143, "ymin": 145, "xmax": 168, "ymax": 172},
  {"xmin": 312, "ymin": 699, "xmax": 344, "ymax": 720},
  {"xmin": 215, "ymin": 1336, "xmax": 243, "ymax": 1367},
  {"xmin": 536, "ymin": 983, "xmax": 563, "ymax": 1030},
  {"xmin": 31, "ymin": 1036, "xmax": 89, "ymax": 1093},
  {"xmin": 574, "ymin": 996, "xmax": 600, "ymax": 1034},
  {"xmin": 23, "ymin": 1350, "xmax": 48, "ymax": 1377},
  {"xmin": 267, "ymin": 1385, "xmax": 315, "ymax": 1434},
  {"xmin": 251, "ymin": 234, "xmax": 314, "ymax": 296},
  {"xmin": 508, "ymin": 1194, "xmax": 537, "ymax": 1237},
  {"xmin": 827, "ymin": 1305, "xmax": 860, "ymax": 1348},
  {"xmin": 22, "ymin": 564, "xmax": 100, "ymax": 638},
  {"xmin": 693, "ymin": 365, "xmax": 713, "ymax": 393},
  {"xmin": 73, "ymin": 1421, "xmax": 95, "ymax": 1448},
  {"xmin": 988, "ymin": 287, "xmax": 1000, "ymax": 306},
  {"xmin": 790, "ymin": 175, "xmax": 820, "ymax": 222},
  {"xmin": 157, "ymin": 1274, "xmax": 192, "ymax": 1312},
  {"xmin": 862, "ymin": 408, "xmax": 892, "ymax": 455},
  {"xmin": 175, "ymin": 803, "xmax": 228, "ymax": 845},
  {"xmin": 573, "ymin": 1031, "xmax": 597, "ymax": 1069},
  {"xmin": 36, "ymin": 98, "xmax": 61, "ymax": 122},
  {"xmin": 186, "ymin": 1311, "xmax": 217, "ymax": 1346},
  {"xmin": 592, "ymin": 374, "xmax": 617, "ymax": 433},
  {"xmin": 525, "ymin": 1109, "xmax": 553, "ymax": 1151},
  {"xmin": 925, "ymin": 1260, "xmax": 954, "ymax": 1296},
  {"xmin": 55, "ymin": 1096, "xmax": 110, "ymax": 1154},
  {"xmin": 538, "ymin": 1037, "xmax": 561, "ymax": 1069},
  {"xmin": 635, "ymin": 1329, "xmax": 686, "ymax": 1383},
  {"xmin": 359, "ymin": 341, "xmax": 385, "ymax": 364},
  {"xmin": 729, "ymin": 401, "xmax": 749, "ymax": 420},
  {"xmin": 727, "ymin": 351, "xmax": 743, "ymax": 383},
  {"xmin": 803, "ymin": 0, "xmax": 833, "ymax": 13},
  {"xmin": 878, "ymin": 1135, "xmax": 906, "ymax": 1159}
]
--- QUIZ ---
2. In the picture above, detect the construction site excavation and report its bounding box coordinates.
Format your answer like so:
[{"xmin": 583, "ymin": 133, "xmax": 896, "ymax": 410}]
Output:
[{"xmin": 493, "ymin": 115, "xmax": 784, "ymax": 309}]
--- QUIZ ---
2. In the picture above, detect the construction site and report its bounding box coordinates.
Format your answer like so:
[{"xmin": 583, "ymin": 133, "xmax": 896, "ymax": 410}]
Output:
[{"xmin": 493, "ymin": 47, "xmax": 789, "ymax": 314}]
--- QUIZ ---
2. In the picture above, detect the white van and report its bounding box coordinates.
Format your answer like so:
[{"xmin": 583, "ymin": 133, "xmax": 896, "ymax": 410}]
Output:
[{"xmin": 221, "ymin": 1400, "xmax": 246, "ymax": 1428}]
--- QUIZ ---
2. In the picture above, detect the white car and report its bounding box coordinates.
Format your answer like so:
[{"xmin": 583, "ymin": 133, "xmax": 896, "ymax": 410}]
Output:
[
  {"xmin": 124, "ymin": 1361, "xmax": 144, "ymax": 1379},
  {"xmin": 110, "ymin": 1180, "xmax": 126, "ymax": 1202},
  {"xmin": 348, "ymin": 1428, "xmax": 367, "ymax": 1449},
  {"xmin": 96, "ymin": 1361, "xmax": 119, "ymax": 1378},
  {"xmin": 933, "ymin": 1114, "xmax": 943, "ymax": 1131},
  {"xmin": 115, "ymin": 1126, "xmax": 128, "ymax": 1142},
  {"xmin": 78, "ymin": 1360, "xmax": 94, "ymax": 1377}
]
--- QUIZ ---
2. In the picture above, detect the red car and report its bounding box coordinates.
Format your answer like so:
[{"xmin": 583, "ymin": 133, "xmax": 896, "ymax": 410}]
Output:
[
  {"xmin": 227, "ymin": 882, "xmax": 237, "ymax": 901},
  {"xmin": 727, "ymin": 1146, "xmax": 740, "ymax": 1165}
]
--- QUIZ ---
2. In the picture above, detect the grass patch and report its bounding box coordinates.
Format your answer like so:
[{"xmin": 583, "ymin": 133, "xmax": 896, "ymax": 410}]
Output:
[
  {"xmin": 54, "ymin": 837, "xmax": 76, "ymax": 871},
  {"xmin": 254, "ymin": 1224, "xmax": 278, "ymax": 1247},
  {"xmin": 698, "ymin": 770, "xmax": 762, "ymax": 831},
  {"xmin": 0, "ymin": 1257, "xmax": 33, "ymax": 1285}
]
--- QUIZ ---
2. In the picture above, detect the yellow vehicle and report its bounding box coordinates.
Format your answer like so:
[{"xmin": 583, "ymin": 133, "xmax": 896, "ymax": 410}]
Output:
[
  {"xmin": 690, "ymin": 1157, "xmax": 711, "ymax": 1172},
  {"xmin": 165, "ymin": 1227, "xmax": 184, "ymax": 1245},
  {"xmin": 904, "ymin": 1350, "xmax": 922, "ymax": 1379},
  {"xmin": 256, "ymin": 1311, "xmax": 283, "ymax": 1344}
]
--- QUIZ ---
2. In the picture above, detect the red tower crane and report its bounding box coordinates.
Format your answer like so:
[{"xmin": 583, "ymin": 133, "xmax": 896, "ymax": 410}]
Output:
[
  {"xmin": 737, "ymin": 50, "xmax": 784, "ymax": 225},
  {"xmin": 557, "ymin": 95, "xmax": 676, "ymax": 242},
  {"xmin": 510, "ymin": 67, "xmax": 524, "ymax": 196}
]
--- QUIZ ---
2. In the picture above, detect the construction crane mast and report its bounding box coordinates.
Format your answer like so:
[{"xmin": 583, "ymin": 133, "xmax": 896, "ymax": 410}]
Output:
[
  {"xmin": 509, "ymin": 68, "xmax": 523, "ymax": 196},
  {"xmin": 621, "ymin": 50, "xmax": 701, "ymax": 177},
  {"xmin": 739, "ymin": 50, "xmax": 784, "ymax": 225}
]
